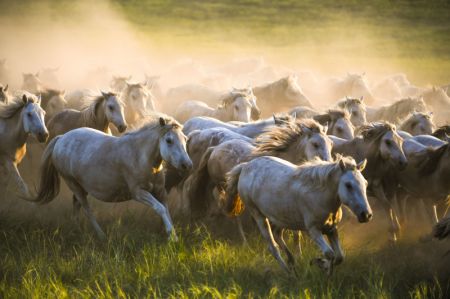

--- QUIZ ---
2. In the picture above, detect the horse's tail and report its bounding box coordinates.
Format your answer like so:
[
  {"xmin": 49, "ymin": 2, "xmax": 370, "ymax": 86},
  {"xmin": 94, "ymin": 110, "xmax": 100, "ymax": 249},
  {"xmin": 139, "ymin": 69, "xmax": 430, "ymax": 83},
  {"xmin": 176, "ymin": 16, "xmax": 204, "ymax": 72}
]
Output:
[
  {"xmin": 34, "ymin": 136, "xmax": 61, "ymax": 204},
  {"xmin": 224, "ymin": 163, "xmax": 247, "ymax": 217},
  {"xmin": 188, "ymin": 146, "xmax": 214, "ymax": 216}
]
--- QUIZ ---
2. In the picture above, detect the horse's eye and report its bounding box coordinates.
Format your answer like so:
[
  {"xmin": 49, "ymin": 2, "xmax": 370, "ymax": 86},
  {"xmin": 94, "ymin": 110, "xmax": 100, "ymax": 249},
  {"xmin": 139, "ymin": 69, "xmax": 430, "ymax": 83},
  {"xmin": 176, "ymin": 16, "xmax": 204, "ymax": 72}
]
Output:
[
  {"xmin": 313, "ymin": 143, "xmax": 319, "ymax": 149},
  {"xmin": 385, "ymin": 140, "xmax": 392, "ymax": 146},
  {"xmin": 336, "ymin": 127, "xmax": 343, "ymax": 132},
  {"xmin": 166, "ymin": 138, "xmax": 173, "ymax": 145},
  {"xmin": 345, "ymin": 182, "xmax": 352, "ymax": 190},
  {"xmin": 27, "ymin": 112, "xmax": 32, "ymax": 118},
  {"xmin": 109, "ymin": 106, "xmax": 114, "ymax": 111},
  {"xmin": 234, "ymin": 106, "xmax": 239, "ymax": 111},
  {"xmin": 352, "ymin": 111, "xmax": 357, "ymax": 116}
]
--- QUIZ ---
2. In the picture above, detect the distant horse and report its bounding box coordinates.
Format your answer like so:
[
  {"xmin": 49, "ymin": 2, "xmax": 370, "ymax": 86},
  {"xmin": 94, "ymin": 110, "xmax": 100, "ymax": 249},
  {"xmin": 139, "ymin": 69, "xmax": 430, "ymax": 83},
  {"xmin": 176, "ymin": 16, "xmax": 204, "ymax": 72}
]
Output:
[
  {"xmin": 39, "ymin": 67, "xmax": 61, "ymax": 89},
  {"xmin": 33, "ymin": 116, "xmax": 192, "ymax": 240},
  {"xmin": 47, "ymin": 92, "xmax": 127, "ymax": 141},
  {"xmin": 421, "ymin": 86, "xmax": 450, "ymax": 125},
  {"xmin": 0, "ymin": 84, "xmax": 9, "ymax": 104},
  {"xmin": 333, "ymin": 122, "xmax": 407, "ymax": 242},
  {"xmin": 224, "ymin": 156, "xmax": 371, "ymax": 275},
  {"xmin": 0, "ymin": 93, "xmax": 48, "ymax": 199},
  {"xmin": 366, "ymin": 97, "xmax": 427, "ymax": 124},
  {"xmin": 40, "ymin": 89, "xmax": 67, "ymax": 122},
  {"xmin": 399, "ymin": 112, "xmax": 434, "ymax": 136},
  {"xmin": 325, "ymin": 73, "xmax": 376, "ymax": 104},
  {"xmin": 175, "ymin": 89, "xmax": 257, "ymax": 123},
  {"xmin": 22, "ymin": 73, "xmax": 43, "ymax": 94},
  {"xmin": 120, "ymin": 82, "xmax": 155, "ymax": 128},
  {"xmin": 110, "ymin": 75, "xmax": 131, "ymax": 92},
  {"xmin": 336, "ymin": 97, "xmax": 367, "ymax": 126},
  {"xmin": 253, "ymin": 75, "xmax": 312, "ymax": 115}
]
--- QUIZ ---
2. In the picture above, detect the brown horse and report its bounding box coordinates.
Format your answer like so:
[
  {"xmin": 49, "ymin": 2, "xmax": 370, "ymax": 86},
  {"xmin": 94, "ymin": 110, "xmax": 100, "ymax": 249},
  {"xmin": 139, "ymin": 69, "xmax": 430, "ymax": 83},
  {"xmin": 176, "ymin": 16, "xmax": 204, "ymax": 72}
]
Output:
[{"xmin": 47, "ymin": 92, "xmax": 127, "ymax": 141}]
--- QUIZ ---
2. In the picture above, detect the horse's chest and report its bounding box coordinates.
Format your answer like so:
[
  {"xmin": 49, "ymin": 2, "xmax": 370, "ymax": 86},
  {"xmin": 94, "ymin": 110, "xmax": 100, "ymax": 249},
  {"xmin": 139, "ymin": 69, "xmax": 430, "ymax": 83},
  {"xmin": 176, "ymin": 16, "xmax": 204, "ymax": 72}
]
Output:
[{"xmin": 14, "ymin": 145, "xmax": 26, "ymax": 164}]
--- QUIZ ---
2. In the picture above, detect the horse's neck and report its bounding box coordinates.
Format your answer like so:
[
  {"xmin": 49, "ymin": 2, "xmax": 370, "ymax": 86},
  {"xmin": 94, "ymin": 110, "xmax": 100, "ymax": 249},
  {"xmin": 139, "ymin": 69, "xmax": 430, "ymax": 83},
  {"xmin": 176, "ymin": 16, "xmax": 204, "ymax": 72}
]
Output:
[
  {"xmin": 212, "ymin": 107, "xmax": 229, "ymax": 121},
  {"xmin": 94, "ymin": 103, "xmax": 109, "ymax": 132},
  {"xmin": 121, "ymin": 128, "xmax": 162, "ymax": 168},
  {"xmin": 238, "ymin": 119, "xmax": 268, "ymax": 137},
  {"xmin": 335, "ymin": 137, "xmax": 365, "ymax": 161},
  {"xmin": 253, "ymin": 85, "xmax": 271, "ymax": 103},
  {"xmin": 282, "ymin": 139, "xmax": 305, "ymax": 164},
  {"xmin": 0, "ymin": 112, "xmax": 28, "ymax": 158}
]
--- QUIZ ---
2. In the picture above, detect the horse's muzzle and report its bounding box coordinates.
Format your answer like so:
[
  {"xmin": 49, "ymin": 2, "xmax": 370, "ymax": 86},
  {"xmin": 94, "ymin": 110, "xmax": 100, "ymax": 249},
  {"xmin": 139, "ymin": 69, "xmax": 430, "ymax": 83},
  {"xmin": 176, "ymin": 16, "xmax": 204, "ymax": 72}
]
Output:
[
  {"xmin": 37, "ymin": 131, "xmax": 49, "ymax": 143},
  {"xmin": 358, "ymin": 211, "xmax": 373, "ymax": 223},
  {"xmin": 118, "ymin": 125, "xmax": 127, "ymax": 133}
]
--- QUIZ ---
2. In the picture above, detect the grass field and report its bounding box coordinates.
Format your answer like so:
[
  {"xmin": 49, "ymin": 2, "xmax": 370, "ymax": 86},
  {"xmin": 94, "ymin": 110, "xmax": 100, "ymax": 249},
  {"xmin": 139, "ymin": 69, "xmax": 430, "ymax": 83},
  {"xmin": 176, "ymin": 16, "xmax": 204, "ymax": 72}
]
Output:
[{"xmin": 0, "ymin": 1, "xmax": 450, "ymax": 298}]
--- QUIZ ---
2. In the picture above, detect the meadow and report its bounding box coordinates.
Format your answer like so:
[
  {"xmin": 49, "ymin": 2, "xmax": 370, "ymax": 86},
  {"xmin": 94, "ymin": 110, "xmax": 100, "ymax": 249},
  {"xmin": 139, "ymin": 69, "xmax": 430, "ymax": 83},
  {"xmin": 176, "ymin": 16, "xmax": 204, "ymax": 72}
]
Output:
[{"xmin": 0, "ymin": 0, "xmax": 449, "ymax": 298}]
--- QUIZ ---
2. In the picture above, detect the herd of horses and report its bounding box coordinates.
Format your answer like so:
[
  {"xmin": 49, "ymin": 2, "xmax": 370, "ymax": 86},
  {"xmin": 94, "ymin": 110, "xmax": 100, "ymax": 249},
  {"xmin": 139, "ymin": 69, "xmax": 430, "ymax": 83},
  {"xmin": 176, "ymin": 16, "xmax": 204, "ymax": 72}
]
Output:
[{"xmin": 0, "ymin": 60, "xmax": 449, "ymax": 276}]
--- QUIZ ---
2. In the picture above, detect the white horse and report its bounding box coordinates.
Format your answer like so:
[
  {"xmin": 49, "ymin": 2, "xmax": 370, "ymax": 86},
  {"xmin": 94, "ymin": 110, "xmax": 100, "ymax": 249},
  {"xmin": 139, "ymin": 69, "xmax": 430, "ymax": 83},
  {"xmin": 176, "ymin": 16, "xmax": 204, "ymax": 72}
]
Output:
[
  {"xmin": 175, "ymin": 89, "xmax": 257, "ymax": 123},
  {"xmin": 120, "ymin": 82, "xmax": 155, "ymax": 128},
  {"xmin": 110, "ymin": 75, "xmax": 132, "ymax": 92},
  {"xmin": 399, "ymin": 112, "xmax": 434, "ymax": 136},
  {"xmin": 336, "ymin": 97, "xmax": 367, "ymax": 127},
  {"xmin": 0, "ymin": 93, "xmax": 48, "ymax": 198},
  {"xmin": 224, "ymin": 156, "xmax": 371, "ymax": 275},
  {"xmin": 33, "ymin": 116, "xmax": 192, "ymax": 240}
]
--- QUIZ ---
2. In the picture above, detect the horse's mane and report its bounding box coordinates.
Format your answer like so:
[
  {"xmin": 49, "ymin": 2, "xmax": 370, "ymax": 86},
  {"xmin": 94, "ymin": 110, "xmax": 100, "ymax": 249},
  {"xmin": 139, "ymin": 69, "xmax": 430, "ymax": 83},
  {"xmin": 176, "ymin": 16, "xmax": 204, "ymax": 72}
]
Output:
[
  {"xmin": 252, "ymin": 119, "xmax": 323, "ymax": 157},
  {"xmin": 124, "ymin": 114, "xmax": 181, "ymax": 136},
  {"xmin": 218, "ymin": 90, "xmax": 250, "ymax": 108},
  {"xmin": 314, "ymin": 109, "xmax": 350, "ymax": 125},
  {"xmin": 294, "ymin": 155, "xmax": 357, "ymax": 190},
  {"xmin": 0, "ymin": 94, "xmax": 36, "ymax": 119},
  {"xmin": 384, "ymin": 97, "xmax": 425, "ymax": 120},
  {"xmin": 358, "ymin": 122, "xmax": 396, "ymax": 141},
  {"xmin": 432, "ymin": 125, "xmax": 450, "ymax": 140},
  {"xmin": 418, "ymin": 143, "xmax": 450, "ymax": 176},
  {"xmin": 80, "ymin": 94, "xmax": 109, "ymax": 125}
]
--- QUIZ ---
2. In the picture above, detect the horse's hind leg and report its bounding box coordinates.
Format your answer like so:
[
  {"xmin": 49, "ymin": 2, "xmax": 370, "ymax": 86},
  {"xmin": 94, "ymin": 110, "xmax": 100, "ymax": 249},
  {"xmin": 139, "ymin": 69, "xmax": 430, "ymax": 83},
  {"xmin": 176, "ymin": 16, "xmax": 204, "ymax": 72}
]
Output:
[
  {"xmin": 272, "ymin": 226, "xmax": 296, "ymax": 271},
  {"xmin": 249, "ymin": 208, "xmax": 290, "ymax": 273},
  {"xmin": 65, "ymin": 179, "xmax": 106, "ymax": 240},
  {"xmin": 292, "ymin": 231, "xmax": 303, "ymax": 256}
]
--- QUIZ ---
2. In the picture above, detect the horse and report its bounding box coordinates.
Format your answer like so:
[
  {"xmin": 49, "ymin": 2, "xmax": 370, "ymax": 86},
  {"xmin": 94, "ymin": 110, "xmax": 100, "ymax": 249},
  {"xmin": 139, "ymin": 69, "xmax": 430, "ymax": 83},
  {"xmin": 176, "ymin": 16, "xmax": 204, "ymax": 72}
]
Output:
[
  {"xmin": 0, "ymin": 93, "xmax": 48, "ymax": 199},
  {"xmin": 399, "ymin": 112, "xmax": 434, "ymax": 136},
  {"xmin": 253, "ymin": 75, "xmax": 312, "ymax": 116},
  {"xmin": 120, "ymin": 82, "xmax": 155, "ymax": 128},
  {"xmin": 223, "ymin": 156, "xmax": 371, "ymax": 275},
  {"xmin": 39, "ymin": 67, "xmax": 61, "ymax": 89},
  {"xmin": 186, "ymin": 119, "xmax": 333, "ymax": 221},
  {"xmin": 366, "ymin": 97, "xmax": 428, "ymax": 124},
  {"xmin": 175, "ymin": 89, "xmax": 257, "ymax": 124},
  {"xmin": 22, "ymin": 73, "xmax": 43, "ymax": 94},
  {"xmin": 47, "ymin": 92, "xmax": 127, "ymax": 141},
  {"xmin": 336, "ymin": 97, "xmax": 367, "ymax": 127},
  {"xmin": 325, "ymin": 73, "xmax": 376, "ymax": 104},
  {"xmin": 40, "ymin": 89, "xmax": 67, "ymax": 122},
  {"xmin": 313, "ymin": 110, "xmax": 355, "ymax": 140},
  {"xmin": 33, "ymin": 116, "xmax": 192, "ymax": 240},
  {"xmin": 333, "ymin": 122, "xmax": 407, "ymax": 242},
  {"xmin": 0, "ymin": 59, "xmax": 10, "ymax": 84},
  {"xmin": 0, "ymin": 84, "xmax": 9, "ymax": 104},
  {"xmin": 183, "ymin": 114, "xmax": 292, "ymax": 138},
  {"xmin": 421, "ymin": 86, "xmax": 450, "ymax": 126},
  {"xmin": 396, "ymin": 141, "xmax": 450, "ymax": 228},
  {"xmin": 110, "ymin": 75, "xmax": 131, "ymax": 92}
]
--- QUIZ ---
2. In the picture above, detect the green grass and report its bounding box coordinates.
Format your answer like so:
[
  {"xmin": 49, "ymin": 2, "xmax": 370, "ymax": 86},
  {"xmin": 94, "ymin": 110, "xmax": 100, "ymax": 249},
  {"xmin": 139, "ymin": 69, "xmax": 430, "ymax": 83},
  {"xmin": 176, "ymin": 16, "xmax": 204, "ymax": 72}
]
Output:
[{"xmin": 0, "ymin": 206, "xmax": 449, "ymax": 298}]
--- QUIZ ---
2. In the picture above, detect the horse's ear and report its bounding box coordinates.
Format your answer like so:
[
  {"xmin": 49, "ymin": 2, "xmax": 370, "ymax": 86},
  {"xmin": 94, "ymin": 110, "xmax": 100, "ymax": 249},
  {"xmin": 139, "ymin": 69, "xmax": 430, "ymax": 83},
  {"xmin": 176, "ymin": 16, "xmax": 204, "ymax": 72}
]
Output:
[
  {"xmin": 361, "ymin": 72, "xmax": 366, "ymax": 76},
  {"xmin": 339, "ymin": 159, "xmax": 346, "ymax": 171},
  {"xmin": 22, "ymin": 94, "xmax": 27, "ymax": 103},
  {"xmin": 37, "ymin": 94, "xmax": 42, "ymax": 105},
  {"xmin": 359, "ymin": 96, "xmax": 364, "ymax": 102},
  {"xmin": 101, "ymin": 91, "xmax": 108, "ymax": 98},
  {"xmin": 159, "ymin": 117, "xmax": 166, "ymax": 126},
  {"xmin": 61, "ymin": 89, "xmax": 65, "ymax": 96},
  {"xmin": 127, "ymin": 75, "xmax": 132, "ymax": 81},
  {"xmin": 292, "ymin": 111, "xmax": 297, "ymax": 119},
  {"xmin": 35, "ymin": 72, "xmax": 40, "ymax": 77},
  {"xmin": 357, "ymin": 159, "xmax": 367, "ymax": 171},
  {"xmin": 4, "ymin": 84, "xmax": 8, "ymax": 92}
]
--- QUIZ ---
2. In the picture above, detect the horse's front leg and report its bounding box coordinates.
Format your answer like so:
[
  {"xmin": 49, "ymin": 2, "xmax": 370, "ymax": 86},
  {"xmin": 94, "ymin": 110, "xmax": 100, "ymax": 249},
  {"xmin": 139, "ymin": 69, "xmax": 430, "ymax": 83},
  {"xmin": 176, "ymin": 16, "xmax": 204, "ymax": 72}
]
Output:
[
  {"xmin": 308, "ymin": 227, "xmax": 335, "ymax": 276},
  {"xmin": 4, "ymin": 159, "xmax": 30, "ymax": 199},
  {"xmin": 372, "ymin": 182, "xmax": 400, "ymax": 243},
  {"xmin": 133, "ymin": 188, "xmax": 177, "ymax": 241}
]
